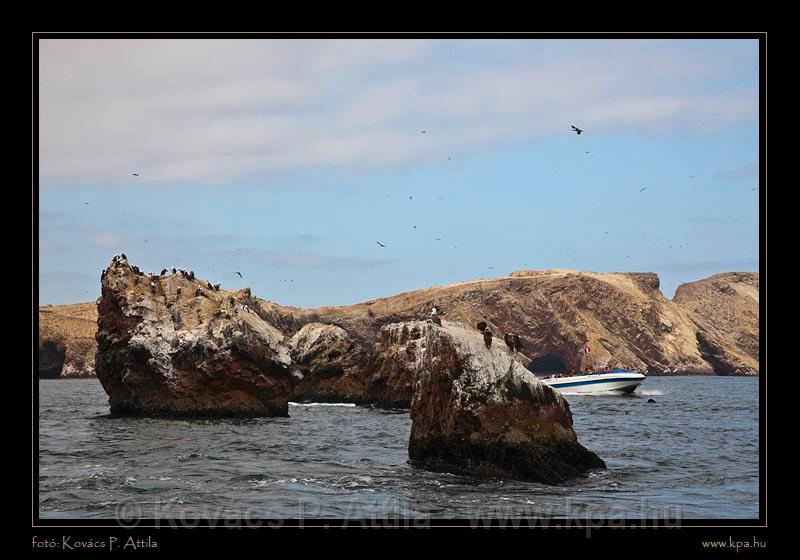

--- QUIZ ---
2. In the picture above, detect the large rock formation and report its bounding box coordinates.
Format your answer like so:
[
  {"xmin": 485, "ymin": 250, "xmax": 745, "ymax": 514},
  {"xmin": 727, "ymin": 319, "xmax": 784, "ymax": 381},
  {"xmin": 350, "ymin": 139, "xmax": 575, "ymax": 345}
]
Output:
[
  {"xmin": 673, "ymin": 272, "xmax": 759, "ymax": 375},
  {"xmin": 94, "ymin": 257, "xmax": 301, "ymax": 416},
  {"xmin": 380, "ymin": 320, "xmax": 605, "ymax": 484},
  {"xmin": 39, "ymin": 303, "xmax": 97, "ymax": 378},
  {"xmin": 288, "ymin": 323, "xmax": 370, "ymax": 403}
]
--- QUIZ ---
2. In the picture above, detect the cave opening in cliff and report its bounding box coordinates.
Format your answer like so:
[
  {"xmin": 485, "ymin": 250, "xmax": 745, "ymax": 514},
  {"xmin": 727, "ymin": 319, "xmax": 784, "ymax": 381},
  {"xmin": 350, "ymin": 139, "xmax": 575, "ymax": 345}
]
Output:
[
  {"xmin": 528, "ymin": 354, "xmax": 568, "ymax": 375},
  {"xmin": 39, "ymin": 341, "xmax": 65, "ymax": 379}
]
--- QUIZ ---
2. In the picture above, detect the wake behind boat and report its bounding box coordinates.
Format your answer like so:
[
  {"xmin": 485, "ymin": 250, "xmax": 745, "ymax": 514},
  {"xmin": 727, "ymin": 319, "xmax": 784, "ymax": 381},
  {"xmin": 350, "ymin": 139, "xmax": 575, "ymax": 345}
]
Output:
[{"xmin": 539, "ymin": 368, "xmax": 645, "ymax": 394}]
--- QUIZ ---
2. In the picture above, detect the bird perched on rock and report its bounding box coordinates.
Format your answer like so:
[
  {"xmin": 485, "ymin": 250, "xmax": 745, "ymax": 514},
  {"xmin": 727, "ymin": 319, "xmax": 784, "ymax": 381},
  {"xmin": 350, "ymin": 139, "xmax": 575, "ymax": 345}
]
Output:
[
  {"xmin": 571, "ymin": 125, "xmax": 583, "ymax": 135},
  {"xmin": 176, "ymin": 286, "xmax": 182, "ymax": 299},
  {"xmin": 189, "ymin": 271, "xmax": 195, "ymax": 280},
  {"xmin": 171, "ymin": 267, "xmax": 176, "ymax": 274},
  {"xmin": 161, "ymin": 268, "xmax": 167, "ymax": 276},
  {"xmin": 149, "ymin": 281, "xmax": 156, "ymax": 293},
  {"xmin": 483, "ymin": 328, "xmax": 493, "ymax": 349},
  {"xmin": 504, "ymin": 333, "xmax": 516, "ymax": 353},
  {"xmin": 100, "ymin": 268, "xmax": 106, "ymax": 280},
  {"xmin": 195, "ymin": 286, "xmax": 203, "ymax": 297},
  {"xmin": 213, "ymin": 283, "xmax": 221, "ymax": 291},
  {"xmin": 206, "ymin": 281, "xmax": 213, "ymax": 290},
  {"xmin": 120, "ymin": 253, "xmax": 127, "ymax": 260},
  {"xmin": 476, "ymin": 321, "xmax": 488, "ymax": 332},
  {"xmin": 513, "ymin": 333, "xmax": 522, "ymax": 353}
]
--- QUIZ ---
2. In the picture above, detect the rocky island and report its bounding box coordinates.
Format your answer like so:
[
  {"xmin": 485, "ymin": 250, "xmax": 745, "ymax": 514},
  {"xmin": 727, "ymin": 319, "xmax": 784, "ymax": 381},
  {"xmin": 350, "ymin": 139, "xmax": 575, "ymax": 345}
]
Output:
[
  {"xmin": 94, "ymin": 256, "xmax": 301, "ymax": 416},
  {"xmin": 387, "ymin": 320, "xmax": 605, "ymax": 483}
]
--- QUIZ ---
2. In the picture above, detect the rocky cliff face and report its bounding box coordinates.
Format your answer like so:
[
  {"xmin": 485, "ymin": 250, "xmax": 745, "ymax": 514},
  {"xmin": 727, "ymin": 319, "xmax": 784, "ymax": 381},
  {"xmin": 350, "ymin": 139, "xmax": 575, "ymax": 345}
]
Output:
[
  {"xmin": 94, "ymin": 257, "xmax": 301, "ymax": 416},
  {"xmin": 41, "ymin": 269, "xmax": 760, "ymax": 383},
  {"xmin": 673, "ymin": 272, "xmax": 759, "ymax": 376},
  {"xmin": 265, "ymin": 269, "xmax": 759, "ymax": 383},
  {"xmin": 288, "ymin": 323, "xmax": 370, "ymax": 403},
  {"xmin": 39, "ymin": 303, "xmax": 97, "ymax": 378},
  {"xmin": 383, "ymin": 320, "xmax": 605, "ymax": 484}
]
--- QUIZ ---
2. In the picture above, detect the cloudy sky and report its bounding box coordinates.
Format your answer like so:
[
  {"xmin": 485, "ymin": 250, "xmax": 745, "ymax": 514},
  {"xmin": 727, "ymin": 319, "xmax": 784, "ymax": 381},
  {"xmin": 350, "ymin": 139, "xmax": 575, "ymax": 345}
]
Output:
[{"xmin": 38, "ymin": 38, "xmax": 760, "ymax": 306}]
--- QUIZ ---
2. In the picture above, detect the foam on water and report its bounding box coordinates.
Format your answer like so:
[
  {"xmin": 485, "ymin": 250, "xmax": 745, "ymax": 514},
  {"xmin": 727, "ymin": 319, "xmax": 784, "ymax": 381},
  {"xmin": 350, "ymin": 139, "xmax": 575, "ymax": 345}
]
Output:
[
  {"xmin": 289, "ymin": 402, "xmax": 357, "ymax": 407},
  {"xmin": 635, "ymin": 389, "xmax": 665, "ymax": 396}
]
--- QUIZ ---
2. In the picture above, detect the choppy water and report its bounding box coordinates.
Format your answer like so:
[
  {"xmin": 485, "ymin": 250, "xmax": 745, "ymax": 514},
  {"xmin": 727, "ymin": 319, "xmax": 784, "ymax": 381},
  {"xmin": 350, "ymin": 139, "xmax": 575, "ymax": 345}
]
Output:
[{"xmin": 38, "ymin": 376, "xmax": 759, "ymax": 520}]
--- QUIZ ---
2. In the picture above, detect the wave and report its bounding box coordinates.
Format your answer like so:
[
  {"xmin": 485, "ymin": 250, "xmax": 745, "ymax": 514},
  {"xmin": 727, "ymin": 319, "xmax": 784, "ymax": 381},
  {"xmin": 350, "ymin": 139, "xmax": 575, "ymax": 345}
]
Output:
[{"xmin": 289, "ymin": 402, "xmax": 357, "ymax": 408}]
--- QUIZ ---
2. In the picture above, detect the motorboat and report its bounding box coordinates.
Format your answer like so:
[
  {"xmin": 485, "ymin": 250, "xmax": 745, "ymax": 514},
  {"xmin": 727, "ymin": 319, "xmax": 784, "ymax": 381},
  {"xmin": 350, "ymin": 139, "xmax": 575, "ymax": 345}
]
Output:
[{"xmin": 539, "ymin": 368, "xmax": 645, "ymax": 394}]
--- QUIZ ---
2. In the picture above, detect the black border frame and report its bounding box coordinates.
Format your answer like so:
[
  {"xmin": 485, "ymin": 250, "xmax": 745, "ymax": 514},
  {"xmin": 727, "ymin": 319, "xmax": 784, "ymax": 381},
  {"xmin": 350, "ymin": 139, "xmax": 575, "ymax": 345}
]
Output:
[{"xmin": 32, "ymin": 31, "xmax": 768, "ymax": 554}]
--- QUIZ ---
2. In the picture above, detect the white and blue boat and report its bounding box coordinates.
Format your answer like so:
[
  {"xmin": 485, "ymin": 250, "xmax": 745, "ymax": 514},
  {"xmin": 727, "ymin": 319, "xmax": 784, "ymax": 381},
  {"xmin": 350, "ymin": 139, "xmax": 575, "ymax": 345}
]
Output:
[{"xmin": 539, "ymin": 369, "xmax": 645, "ymax": 394}]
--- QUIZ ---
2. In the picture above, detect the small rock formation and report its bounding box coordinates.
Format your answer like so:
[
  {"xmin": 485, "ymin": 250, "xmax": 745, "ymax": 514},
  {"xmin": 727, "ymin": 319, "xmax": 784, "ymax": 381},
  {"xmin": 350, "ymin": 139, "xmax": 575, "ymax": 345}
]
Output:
[
  {"xmin": 673, "ymin": 272, "xmax": 759, "ymax": 376},
  {"xmin": 378, "ymin": 321, "xmax": 605, "ymax": 484},
  {"xmin": 94, "ymin": 258, "xmax": 301, "ymax": 417},
  {"xmin": 289, "ymin": 323, "xmax": 370, "ymax": 403},
  {"xmin": 39, "ymin": 303, "xmax": 97, "ymax": 378}
]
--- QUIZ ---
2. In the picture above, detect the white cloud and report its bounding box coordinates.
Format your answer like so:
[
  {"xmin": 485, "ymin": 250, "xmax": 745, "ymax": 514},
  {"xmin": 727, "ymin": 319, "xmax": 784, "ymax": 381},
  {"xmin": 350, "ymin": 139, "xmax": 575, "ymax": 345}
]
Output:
[{"xmin": 38, "ymin": 39, "xmax": 758, "ymax": 186}]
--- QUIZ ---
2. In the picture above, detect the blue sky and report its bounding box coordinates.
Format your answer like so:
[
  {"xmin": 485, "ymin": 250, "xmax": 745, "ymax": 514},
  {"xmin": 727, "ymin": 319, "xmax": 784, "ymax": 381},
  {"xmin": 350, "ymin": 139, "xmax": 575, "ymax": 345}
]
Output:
[{"xmin": 38, "ymin": 38, "xmax": 760, "ymax": 306}]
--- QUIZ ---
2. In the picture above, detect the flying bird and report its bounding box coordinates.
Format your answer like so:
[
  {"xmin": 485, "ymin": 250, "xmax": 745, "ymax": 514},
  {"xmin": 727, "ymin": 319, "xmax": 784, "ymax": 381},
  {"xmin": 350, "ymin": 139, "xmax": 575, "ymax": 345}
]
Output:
[
  {"xmin": 639, "ymin": 187, "xmax": 647, "ymax": 192},
  {"xmin": 688, "ymin": 176, "xmax": 695, "ymax": 179},
  {"xmin": 751, "ymin": 186, "xmax": 759, "ymax": 191},
  {"xmin": 84, "ymin": 202, "xmax": 89, "ymax": 205},
  {"xmin": 420, "ymin": 130, "xmax": 426, "ymax": 134},
  {"xmin": 235, "ymin": 271, "xmax": 242, "ymax": 278},
  {"xmin": 132, "ymin": 173, "xmax": 139, "ymax": 176},
  {"xmin": 376, "ymin": 241, "xmax": 387, "ymax": 248},
  {"xmin": 571, "ymin": 125, "xmax": 583, "ymax": 135}
]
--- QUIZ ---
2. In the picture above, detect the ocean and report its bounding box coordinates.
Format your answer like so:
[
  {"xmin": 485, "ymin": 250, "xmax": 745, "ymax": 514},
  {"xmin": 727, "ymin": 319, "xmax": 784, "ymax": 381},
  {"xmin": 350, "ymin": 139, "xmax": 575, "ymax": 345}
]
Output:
[{"xmin": 38, "ymin": 376, "xmax": 759, "ymax": 521}]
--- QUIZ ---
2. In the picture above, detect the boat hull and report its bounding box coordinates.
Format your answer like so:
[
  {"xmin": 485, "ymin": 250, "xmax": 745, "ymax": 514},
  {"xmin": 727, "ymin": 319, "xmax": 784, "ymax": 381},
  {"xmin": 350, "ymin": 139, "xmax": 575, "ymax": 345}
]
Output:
[{"xmin": 540, "ymin": 371, "xmax": 645, "ymax": 394}]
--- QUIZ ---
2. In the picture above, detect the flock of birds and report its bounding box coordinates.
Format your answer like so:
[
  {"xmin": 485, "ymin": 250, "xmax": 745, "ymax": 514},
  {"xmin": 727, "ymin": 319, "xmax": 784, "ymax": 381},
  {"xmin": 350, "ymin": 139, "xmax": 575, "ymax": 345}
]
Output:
[
  {"xmin": 369, "ymin": 124, "xmax": 757, "ymax": 257},
  {"xmin": 75, "ymin": 124, "xmax": 758, "ymax": 299}
]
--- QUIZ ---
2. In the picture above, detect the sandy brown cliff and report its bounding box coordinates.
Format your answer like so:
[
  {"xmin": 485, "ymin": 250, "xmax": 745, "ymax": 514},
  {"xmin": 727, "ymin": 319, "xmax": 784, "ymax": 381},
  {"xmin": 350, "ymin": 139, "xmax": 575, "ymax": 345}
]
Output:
[
  {"xmin": 38, "ymin": 303, "xmax": 97, "ymax": 378},
  {"xmin": 673, "ymin": 272, "xmax": 759, "ymax": 375},
  {"xmin": 270, "ymin": 270, "xmax": 759, "ymax": 378}
]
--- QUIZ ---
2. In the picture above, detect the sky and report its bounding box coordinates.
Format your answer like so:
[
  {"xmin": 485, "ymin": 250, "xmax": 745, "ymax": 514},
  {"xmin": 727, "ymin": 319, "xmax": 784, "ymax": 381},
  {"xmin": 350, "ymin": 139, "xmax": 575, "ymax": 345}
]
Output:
[{"xmin": 38, "ymin": 38, "xmax": 760, "ymax": 307}]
